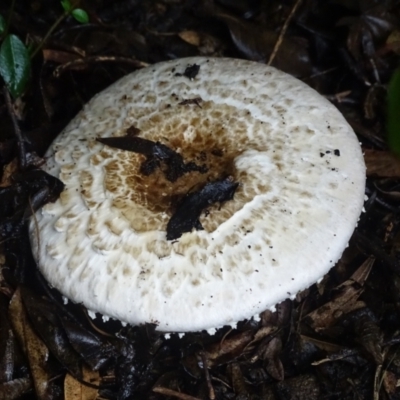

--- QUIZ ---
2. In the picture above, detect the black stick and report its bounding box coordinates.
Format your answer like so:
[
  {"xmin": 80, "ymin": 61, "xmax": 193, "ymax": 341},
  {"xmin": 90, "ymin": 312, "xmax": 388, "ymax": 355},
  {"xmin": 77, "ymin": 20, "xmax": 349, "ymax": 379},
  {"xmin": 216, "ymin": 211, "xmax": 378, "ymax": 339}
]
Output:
[{"xmin": 4, "ymin": 88, "xmax": 27, "ymax": 170}]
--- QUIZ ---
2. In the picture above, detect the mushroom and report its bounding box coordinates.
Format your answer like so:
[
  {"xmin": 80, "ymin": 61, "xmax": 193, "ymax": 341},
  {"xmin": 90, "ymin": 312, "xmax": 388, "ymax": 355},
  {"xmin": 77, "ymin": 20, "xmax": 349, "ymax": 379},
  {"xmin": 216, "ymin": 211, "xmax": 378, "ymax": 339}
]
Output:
[{"xmin": 29, "ymin": 57, "xmax": 366, "ymax": 333}]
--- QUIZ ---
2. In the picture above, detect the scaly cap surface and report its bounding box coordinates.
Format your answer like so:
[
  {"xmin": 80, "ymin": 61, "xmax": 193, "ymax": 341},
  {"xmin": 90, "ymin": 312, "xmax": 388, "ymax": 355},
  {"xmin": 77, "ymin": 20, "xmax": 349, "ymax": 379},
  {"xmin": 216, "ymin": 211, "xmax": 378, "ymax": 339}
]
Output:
[{"xmin": 30, "ymin": 57, "xmax": 366, "ymax": 332}]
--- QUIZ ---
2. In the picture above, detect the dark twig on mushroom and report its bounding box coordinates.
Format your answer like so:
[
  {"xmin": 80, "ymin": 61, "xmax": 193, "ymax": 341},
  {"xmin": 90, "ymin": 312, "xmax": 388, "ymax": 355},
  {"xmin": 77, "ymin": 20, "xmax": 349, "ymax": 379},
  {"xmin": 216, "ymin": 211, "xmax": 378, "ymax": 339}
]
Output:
[
  {"xmin": 97, "ymin": 134, "xmax": 208, "ymax": 182},
  {"xmin": 166, "ymin": 177, "xmax": 239, "ymax": 240}
]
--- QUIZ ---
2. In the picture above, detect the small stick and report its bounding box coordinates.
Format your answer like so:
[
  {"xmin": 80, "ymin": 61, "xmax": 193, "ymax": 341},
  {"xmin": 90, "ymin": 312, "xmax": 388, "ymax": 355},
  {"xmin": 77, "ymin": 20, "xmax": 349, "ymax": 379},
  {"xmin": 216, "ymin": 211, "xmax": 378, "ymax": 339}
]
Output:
[
  {"xmin": 369, "ymin": 58, "xmax": 381, "ymax": 84},
  {"xmin": 200, "ymin": 351, "xmax": 216, "ymax": 400},
  {"xmin": 267, "ymin": 0, "xmax": 303, "ymax": 66},
  {"xmin": 4, "ymin": 88, "xmax": 26, "ymax": 169},
  {"xmin": 54, "ymin": 56, "xmax": 150, "ymax": 77}
]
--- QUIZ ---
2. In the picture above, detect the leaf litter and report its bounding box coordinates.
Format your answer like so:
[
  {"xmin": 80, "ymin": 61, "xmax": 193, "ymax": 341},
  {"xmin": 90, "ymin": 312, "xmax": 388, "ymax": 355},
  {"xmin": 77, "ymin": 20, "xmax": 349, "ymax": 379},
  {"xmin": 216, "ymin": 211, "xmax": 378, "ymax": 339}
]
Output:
[{"xmin": 1, "ymin": 0, "xmax": 400, "ymax": 399}]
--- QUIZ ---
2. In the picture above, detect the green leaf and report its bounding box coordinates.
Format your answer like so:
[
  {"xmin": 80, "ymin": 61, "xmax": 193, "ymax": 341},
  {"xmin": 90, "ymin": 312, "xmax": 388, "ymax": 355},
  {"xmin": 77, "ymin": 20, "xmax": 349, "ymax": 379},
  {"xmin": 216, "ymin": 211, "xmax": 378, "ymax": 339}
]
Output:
[
  {"xmin": 61, "ymin": 0, "xmax": 72, "ymax": 12},
  {"xmin": 0, "ymin": 14, "xmax": 6, "ymax": 36},
  {"xmin": 388, "ymin": 68, "xmax": 400, "ymax": 157},
  {"xmin": 71, "ymin": 8, "xmax": 89, "ymax": 24},
  {"xmin": 0, "ymin": 34, "xmax": 31, "ymax": 98}
]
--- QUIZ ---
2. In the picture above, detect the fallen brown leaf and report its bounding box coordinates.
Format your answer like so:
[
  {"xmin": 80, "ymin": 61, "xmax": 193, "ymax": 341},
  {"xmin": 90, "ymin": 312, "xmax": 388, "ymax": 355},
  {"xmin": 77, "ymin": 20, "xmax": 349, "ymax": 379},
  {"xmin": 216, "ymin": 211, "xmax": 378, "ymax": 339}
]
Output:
[
  {"xmin": 339, "ymin": 256, "xmax": 375, "ymax": 288},
  {"xmin": 0, "ymin": 159, "xmax": 18, "ymax": 187},
  {"xmin": 263, "ymin": 337, "xmax": 284, "ymax": 381},
  {"xmin": 8, "ymin": 288, "xmax": 50, "ymax": 400},
  {"xmin": 305, "ymin": 285, "xmax": 365, "ymax": 330},
  {"xmin": 384, "ymin": 29, "xmax": 400, "ymax": 55},
  {"xmin": 204, "ymin": 329, "xmax": 254, "ymax": 367},
  {"xmin": 64, "ymin": 364, "xmax": 99, "ymax": 400},
  {"xmin": 364, "ymin": 149, "xmax": 400, "ymax": 178},
  {"xmin": 178, "ymin": 30, "xmax": 201, "ymax": 47},
  {"xmin": 382, "ymin": 369, "xmax": 398, "ymax": 395},
  {"xmin": 228, "ymin": 363, "xmax": 250, "ymax": 396}
]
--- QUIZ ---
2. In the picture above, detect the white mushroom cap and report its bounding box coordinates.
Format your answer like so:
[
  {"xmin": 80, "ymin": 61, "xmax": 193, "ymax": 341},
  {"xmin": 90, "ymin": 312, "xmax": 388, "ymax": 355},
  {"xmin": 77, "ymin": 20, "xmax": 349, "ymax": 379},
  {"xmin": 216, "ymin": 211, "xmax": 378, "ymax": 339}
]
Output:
[{"xmin": 29, "ymin": 57, "xmax": 366, "ymax": 333}]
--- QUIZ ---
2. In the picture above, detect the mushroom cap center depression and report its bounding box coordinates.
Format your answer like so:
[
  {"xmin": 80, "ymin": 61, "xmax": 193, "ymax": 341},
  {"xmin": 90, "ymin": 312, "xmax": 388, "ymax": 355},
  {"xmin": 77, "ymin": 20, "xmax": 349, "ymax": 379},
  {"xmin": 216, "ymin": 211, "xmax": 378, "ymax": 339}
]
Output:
[{"xmin": 93, "ymin": 101, "xmax": 270, "ymax": 235}]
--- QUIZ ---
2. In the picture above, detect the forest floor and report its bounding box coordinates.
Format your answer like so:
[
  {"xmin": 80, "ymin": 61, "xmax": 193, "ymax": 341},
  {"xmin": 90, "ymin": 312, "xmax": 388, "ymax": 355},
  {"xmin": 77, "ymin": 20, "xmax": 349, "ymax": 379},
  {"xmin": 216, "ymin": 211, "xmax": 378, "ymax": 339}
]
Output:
[{"xmin": 1, "ymin": 1, "xmax": 400, "ymax": 399}]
